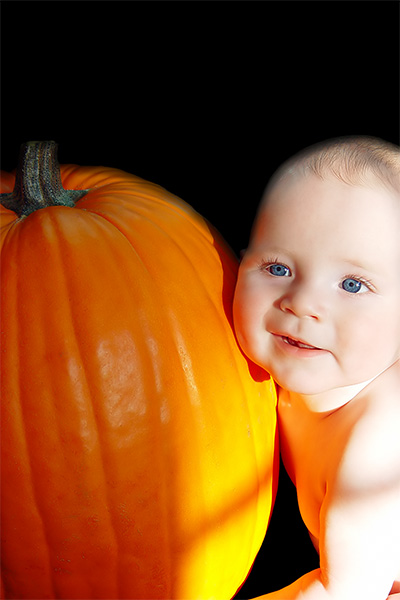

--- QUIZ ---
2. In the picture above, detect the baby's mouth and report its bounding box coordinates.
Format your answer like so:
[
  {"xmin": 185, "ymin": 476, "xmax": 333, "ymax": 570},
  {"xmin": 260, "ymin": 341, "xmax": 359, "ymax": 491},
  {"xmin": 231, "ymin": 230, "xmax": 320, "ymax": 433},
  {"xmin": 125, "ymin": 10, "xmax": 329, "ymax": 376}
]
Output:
[{"xmin": 281, "ymin": 336, "xmax": 320, "ymax": 350}]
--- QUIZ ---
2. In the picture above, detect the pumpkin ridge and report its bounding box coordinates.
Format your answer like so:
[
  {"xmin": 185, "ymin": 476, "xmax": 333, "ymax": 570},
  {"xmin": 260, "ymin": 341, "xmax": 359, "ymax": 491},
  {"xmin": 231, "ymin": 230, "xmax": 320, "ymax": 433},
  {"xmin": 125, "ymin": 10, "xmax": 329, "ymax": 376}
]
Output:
[
  {"xmin": 73, "ymin": 176, "xmax": 218, "ymax": 250},
  {"xmin": 2, "ymin": 223, "xmax": 57, "ymax": 599},
  {"xmin": 9, "ymin": 210, "xmax": 125, "ymax": 597},
  {"xmin": 78, "ymin": 197, "xmax": 226, "ymax": 296},
  {"xmin": 77, "ymin": 204, "xmax": 199, "ymax": 283},
  {"xmin": 92, "ymin": 199, "xmax": 216, "ymax": 254},
  {"xmin": 48, "ymin": 210, "xmax": 123, "ymax": 597},
  {"xmin": 44, "ymin": 208, "xmax": 180, "ymax": 598}
]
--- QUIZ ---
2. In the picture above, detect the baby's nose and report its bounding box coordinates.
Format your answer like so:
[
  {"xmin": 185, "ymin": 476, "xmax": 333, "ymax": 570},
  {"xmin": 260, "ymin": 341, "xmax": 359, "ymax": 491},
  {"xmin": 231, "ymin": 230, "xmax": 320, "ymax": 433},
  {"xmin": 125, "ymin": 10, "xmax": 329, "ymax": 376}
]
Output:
[{"xmin": 279, "ymin": 284, "xmax": 323, "ymax": 320}]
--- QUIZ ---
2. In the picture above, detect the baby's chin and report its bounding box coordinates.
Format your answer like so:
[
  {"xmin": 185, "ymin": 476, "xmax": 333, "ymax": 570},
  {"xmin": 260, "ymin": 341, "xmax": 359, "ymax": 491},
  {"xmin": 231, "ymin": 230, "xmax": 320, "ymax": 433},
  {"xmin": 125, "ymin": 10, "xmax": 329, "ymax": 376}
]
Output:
[
  {"xmin": 257, "ymin": 365, "xmax": 334, "ymax": 397},
  {"xmin": 272, "ymin": 378, "xmax": 327, "ymax": 396}
]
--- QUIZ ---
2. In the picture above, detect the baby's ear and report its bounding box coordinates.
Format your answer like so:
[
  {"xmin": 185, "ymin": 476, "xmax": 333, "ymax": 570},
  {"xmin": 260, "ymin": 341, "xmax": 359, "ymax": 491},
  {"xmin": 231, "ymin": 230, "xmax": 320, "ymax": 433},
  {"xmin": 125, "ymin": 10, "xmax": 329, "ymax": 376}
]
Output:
[{"xmin": 240, "ymin": 249, "xmax": 247, "ymax": 261}]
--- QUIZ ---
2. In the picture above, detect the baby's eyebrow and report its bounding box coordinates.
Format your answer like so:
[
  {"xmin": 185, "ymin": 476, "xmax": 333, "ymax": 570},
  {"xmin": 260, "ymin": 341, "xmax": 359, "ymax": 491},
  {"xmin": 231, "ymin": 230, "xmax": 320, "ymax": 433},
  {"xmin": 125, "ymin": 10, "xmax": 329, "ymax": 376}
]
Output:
[{"xmin": 340, "ymin": 258, "xmax": 377, "ymax": 274}]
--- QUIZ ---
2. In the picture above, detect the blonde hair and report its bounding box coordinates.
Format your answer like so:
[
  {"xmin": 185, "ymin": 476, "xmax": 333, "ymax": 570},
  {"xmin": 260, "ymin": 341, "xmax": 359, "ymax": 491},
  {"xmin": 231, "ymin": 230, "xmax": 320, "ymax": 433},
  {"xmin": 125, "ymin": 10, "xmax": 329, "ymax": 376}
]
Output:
[{"xmin": 269, "ymin": 136, "xmax": 400, "ymax": 194}]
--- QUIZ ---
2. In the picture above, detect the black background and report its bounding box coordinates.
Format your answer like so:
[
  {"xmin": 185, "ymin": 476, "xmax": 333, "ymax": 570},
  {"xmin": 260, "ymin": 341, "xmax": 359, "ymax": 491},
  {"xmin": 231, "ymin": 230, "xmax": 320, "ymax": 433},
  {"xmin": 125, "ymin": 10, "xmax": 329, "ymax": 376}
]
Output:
[{"xmin": 1, "ymin": 2, "xmax": 399, "ymax": 598}]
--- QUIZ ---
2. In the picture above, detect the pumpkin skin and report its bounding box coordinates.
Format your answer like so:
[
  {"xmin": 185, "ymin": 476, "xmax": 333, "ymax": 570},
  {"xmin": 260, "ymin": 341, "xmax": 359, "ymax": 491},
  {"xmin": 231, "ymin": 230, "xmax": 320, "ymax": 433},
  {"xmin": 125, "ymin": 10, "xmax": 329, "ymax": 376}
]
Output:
[{"xmin": 0, "ymin": 153, "xmax": 278, "ymax": 599}]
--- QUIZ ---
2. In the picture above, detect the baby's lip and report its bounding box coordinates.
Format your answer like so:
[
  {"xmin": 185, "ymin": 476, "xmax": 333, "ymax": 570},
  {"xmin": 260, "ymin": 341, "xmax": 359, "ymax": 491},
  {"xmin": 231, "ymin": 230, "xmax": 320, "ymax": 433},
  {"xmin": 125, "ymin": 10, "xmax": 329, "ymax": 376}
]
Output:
[{"xmin": 272, "ymin": 332, "xmax": 323, "ymax": 351}]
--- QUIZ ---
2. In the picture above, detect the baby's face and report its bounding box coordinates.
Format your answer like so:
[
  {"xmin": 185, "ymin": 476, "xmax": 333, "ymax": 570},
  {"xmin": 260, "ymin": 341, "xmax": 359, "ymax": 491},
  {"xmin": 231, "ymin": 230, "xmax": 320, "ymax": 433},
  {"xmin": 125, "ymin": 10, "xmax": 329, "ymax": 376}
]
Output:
[{"xmin": 233, "ymin": 173, "xmax": 400, "ymax": 397}]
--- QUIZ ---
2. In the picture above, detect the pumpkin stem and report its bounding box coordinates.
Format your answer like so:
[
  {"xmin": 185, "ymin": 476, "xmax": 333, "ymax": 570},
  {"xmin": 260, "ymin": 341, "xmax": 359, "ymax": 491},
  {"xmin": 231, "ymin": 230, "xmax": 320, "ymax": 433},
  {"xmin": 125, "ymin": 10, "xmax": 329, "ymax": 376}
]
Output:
[{"xmin": 0, "ymin": 141, "xmax": 89, "ymax": 217}]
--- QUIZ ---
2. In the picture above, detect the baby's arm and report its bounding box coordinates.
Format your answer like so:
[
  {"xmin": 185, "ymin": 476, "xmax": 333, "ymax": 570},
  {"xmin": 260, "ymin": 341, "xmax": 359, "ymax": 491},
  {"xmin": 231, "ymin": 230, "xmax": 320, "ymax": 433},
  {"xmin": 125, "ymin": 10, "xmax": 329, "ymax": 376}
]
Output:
[
  {"xmin": 253, "ymin": 399, "xmax": 400, "ymax": 600},
  {"xmin": 249, "ymin": 572, "xmax": 400, "ymax": 600},
  {"xmin": 316, "ymin": 456, "xmax": 400, "ymax": 600}
]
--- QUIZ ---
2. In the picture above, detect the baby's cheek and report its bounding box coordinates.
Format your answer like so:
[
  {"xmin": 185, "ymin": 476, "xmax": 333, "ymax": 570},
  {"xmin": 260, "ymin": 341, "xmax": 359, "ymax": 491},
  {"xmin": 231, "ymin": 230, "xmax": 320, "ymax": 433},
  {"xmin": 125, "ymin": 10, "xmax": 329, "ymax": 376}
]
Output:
[
  {"xmin": 233, "ymin": 302, "xmax": 253, "ymax": 351},
  {"xmin": 233, "ymin": 277, "xmax": 267, "ymax": 351},
  {"xmin": 233, "ymin": 309, "xmax": 250, "ymax": 352},
  {"xmin": 239, "ymin": 315, "xmax": 264, "ymax": 363}
]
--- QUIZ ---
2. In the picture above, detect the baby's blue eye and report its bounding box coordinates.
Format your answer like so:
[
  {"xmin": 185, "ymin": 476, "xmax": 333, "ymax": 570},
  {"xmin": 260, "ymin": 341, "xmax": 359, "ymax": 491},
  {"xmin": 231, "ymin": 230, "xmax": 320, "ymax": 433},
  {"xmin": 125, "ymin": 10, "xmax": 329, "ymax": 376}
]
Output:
[
  {"xmin": 341, "ymin": 278, "xmax": 363, "ymax": 293},
  {"xmin": 266, "ymin": 264, "xmax": 291, "ymax": 277}
]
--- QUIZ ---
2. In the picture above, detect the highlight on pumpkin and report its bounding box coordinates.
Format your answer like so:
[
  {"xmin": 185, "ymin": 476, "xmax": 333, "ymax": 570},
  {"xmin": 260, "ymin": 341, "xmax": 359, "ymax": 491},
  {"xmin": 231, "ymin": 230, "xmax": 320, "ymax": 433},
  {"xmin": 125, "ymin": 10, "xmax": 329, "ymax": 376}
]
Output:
[{"xmin": 0, "ymin": 142, "xmax": 278, "ymax": 599}]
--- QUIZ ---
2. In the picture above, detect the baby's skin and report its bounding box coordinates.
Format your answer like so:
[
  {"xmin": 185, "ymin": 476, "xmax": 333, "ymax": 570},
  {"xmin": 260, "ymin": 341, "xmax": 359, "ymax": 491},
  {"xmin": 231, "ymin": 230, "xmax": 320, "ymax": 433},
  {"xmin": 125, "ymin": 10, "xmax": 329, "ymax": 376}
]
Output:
[{"xmin": 234, "ymin": 164, "xmax": 400, "ymax": 599}]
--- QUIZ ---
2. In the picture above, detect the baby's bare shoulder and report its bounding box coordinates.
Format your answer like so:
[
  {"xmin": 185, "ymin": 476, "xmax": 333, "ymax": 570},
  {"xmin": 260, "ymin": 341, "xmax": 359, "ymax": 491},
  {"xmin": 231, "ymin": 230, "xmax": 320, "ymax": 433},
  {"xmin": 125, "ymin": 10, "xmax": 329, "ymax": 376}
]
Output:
[{"xmin": 337, "ymin": 362, "xmax": 400, "ymax": 492}]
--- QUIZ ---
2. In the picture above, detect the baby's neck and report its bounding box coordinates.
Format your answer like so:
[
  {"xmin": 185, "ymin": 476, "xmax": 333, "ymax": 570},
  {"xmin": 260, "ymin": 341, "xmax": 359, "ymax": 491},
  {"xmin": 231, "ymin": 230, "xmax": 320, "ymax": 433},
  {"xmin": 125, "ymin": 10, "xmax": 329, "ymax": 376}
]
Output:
[{"xmin": 283, "ymin": 374, "xmax": 381, "ymax": 414}]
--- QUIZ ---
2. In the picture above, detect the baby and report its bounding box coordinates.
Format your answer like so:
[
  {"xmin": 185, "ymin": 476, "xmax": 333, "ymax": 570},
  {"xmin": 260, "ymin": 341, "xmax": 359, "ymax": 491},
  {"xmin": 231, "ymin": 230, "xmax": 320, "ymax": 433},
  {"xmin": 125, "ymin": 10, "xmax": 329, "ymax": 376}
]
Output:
[{"xmin": 233, "ymin": 136, "xmax": 400, "ymax": 600}]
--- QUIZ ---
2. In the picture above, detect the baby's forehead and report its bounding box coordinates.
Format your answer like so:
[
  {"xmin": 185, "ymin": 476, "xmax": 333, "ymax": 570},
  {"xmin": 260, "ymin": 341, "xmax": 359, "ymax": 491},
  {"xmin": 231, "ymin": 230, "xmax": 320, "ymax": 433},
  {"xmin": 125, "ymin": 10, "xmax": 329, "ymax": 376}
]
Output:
[
  {"xmin": 258, "ymin": 169, "xmax": 399, "ymax": 214},
  {"xmin": 250, "ymin": 171, "xmax": 400, "ymax": 244}
]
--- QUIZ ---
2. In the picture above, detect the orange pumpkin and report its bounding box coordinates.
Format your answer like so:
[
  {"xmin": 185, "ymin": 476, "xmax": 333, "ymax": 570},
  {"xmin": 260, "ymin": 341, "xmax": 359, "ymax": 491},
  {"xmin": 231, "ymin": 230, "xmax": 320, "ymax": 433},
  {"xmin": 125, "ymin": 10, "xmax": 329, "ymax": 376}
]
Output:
[{"xmin": 0, "ymin": 142, "xmax": 278, "ymax": 599}]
